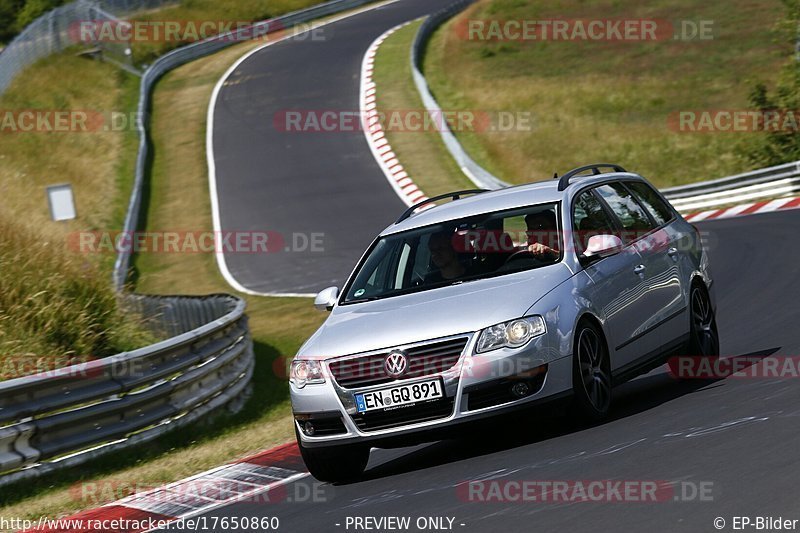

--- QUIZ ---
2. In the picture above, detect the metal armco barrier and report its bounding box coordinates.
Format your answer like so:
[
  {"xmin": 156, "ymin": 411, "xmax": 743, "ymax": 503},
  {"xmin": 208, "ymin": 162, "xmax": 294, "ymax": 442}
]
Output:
[
  {"xmin": 113, "ymin": 0, "xmax": 380, "ymax": 291},
  {"xmin": 661, "ymin": 161, "xmax": 800, "ymax": 212},
  {"xmin": 0, "ymin": 294, "xmax": 253, "ymax": 486},
  {"xmin": 3, "ymin": 0, "xmax": 383, "ymax": 482},
  {"xmin": 0, "ymin": 0, "xmax": 383, "ymax": 486},
  {"xmin": 410, "ymin": 0, "xmax": 508, "ymax": 191}
]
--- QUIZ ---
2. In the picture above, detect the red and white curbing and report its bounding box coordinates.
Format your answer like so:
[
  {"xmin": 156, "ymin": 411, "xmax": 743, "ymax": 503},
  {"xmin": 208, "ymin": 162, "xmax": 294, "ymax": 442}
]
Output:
[
  {"xmin": 28, "ymin": 443, "xmax": 306, "ymax": 533},
  {"xmin": 682, "ymin": 195, "xmax": 800, "ymax": 223},
  {"xmin": 360, "ymin": 22, "xmax": 429, "ymax": 208}
]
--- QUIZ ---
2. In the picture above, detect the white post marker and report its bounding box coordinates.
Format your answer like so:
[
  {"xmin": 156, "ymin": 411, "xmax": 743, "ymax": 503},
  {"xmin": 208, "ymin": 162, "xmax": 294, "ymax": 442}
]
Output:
[{"xmin": 46, "ymin": 184, "xmax": 77, "ymax": 221}]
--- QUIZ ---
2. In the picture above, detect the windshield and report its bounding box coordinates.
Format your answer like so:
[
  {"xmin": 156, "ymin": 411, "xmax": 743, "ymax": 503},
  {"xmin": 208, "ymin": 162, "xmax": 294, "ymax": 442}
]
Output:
[{"xmin": 342, "ymin": 203, "xmax": 562, "ymax": 304}]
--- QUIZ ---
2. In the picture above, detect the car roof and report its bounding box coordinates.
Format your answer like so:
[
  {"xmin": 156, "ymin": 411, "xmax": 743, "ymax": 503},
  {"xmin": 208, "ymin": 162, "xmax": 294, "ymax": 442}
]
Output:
[{"xmin": 381, "ymin": 172, "xmax": 645, "ymax": 235}]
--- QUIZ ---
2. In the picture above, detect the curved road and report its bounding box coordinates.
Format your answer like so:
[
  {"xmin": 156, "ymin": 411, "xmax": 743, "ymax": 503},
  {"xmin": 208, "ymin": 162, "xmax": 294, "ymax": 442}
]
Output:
[
  {"xmin": 211, "ymin": 0, "xmax": 450, "ymax": 294},
  {"xmin": 171, "ymin": 209, "xmax": 800, "ymax": 531},
  {"xmin": 207, "ymin": 0, "xmax": 800, "ymax": 530}
]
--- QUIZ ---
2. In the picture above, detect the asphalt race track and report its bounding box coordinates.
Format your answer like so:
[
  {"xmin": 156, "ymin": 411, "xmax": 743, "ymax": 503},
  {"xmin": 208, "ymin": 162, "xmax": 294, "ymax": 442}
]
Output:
[
  {"xmin": 164, "ymin": 209, "xmax": 799, "ymax": 531},
  {"xmin": 206, "ymin": 0, "xmax": 800, "ymax": 530},
  {"xmin": 210, "ymin": 0, "xmax": 452, "ymax": 294}
]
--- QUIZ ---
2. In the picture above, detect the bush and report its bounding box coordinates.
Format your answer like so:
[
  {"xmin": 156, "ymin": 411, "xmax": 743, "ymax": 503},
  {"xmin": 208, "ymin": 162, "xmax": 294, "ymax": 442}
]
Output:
[
  {"xmin": 0, "ymin": 0, "xmax": 65, "ymax": 44},
  {"xmin": 0, "ymin": 0, "xmax": 24, "ymax": 43},
  {"xmin": 739, "ymin": 0, "xmax": 800, "ymax": 167}
]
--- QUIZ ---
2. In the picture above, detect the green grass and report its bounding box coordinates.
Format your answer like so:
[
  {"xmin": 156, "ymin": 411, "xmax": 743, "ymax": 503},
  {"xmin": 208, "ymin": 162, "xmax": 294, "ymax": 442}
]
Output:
[
  {"xmin": 0, "ymin": 213, "xmax": 154, "ymax": 378},
  {"xmin": 0, "ymin": 37, "xmax": 318, "ymax": 526},
  {"xmin": 0, "ymin": 53, "xmax": 152, "ymax": 377},
  {"xmin": 129, "ymin": 0, "xmax": 324, "ymax": 65},
  {"xmin": 0, "ymin": 1, "xmax": 398, "ymax": 519},
  {"xmin": 0, "ymin": 53, "xmax": 140, "ymax": 248},
  {"xmin": 416, "ymin": 0, "xmax": 794, "ymax": 189},
  {"xmin": 371, "ymin": 19, "xmax": 474, "ymax": 197}
]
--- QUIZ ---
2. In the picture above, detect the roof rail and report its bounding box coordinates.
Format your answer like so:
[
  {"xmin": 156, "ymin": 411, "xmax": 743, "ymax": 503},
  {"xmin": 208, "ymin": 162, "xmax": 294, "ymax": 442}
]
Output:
[
  {"xmin": 395, "ymin": 189, "xmax": 489, "ymax": 224},
  {"xmin": 557, "ymin": 163, "xmax": 627, "ymax": 191}
]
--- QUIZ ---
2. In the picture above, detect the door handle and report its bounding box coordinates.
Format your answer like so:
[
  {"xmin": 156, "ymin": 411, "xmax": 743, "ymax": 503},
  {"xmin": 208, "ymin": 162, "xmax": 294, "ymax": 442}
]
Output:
[
  {"xmin": 667, "ymin": 247, "xmax": 678, "ymax": 256},
  {"xmin": 633, "ymin": 264, "xmax": 646, "ymax": 275}
]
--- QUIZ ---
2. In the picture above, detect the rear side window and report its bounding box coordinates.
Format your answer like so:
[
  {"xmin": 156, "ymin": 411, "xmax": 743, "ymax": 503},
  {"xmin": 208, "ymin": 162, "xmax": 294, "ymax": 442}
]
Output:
[
  {"xmin": 595, "ymin": 183, "xmax": 656, "ymax": 237},
  {"xmin": 625, "ymin": 181, "xmax": 674, "ymax": 226},
  {"xmin": 572, "ymin": 190, "xmax": 617, "ymax": 254}
]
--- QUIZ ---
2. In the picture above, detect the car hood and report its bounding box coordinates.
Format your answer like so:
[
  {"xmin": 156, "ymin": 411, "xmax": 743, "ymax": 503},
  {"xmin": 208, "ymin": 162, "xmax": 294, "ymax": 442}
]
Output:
[{"xmin": 298, "ymin": 263, "xmax": 573, "ymax": 358}]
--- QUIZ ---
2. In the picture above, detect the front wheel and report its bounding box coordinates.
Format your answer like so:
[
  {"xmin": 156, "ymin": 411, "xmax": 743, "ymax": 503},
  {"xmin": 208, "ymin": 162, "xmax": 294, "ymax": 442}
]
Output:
[
  {"xmin": 571, "ymin": 321, "xmax": 612, "ymax": 421},
  {"xmin": 296, "ymin": 429, "xmax": 370, "ymax": 483}
]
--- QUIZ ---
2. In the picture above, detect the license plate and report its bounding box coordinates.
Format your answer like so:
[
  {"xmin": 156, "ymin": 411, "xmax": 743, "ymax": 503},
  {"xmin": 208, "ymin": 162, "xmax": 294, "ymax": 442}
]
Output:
[{"xmin": 355, "ymin": 379, "xmax": 443, "ymax": 413}]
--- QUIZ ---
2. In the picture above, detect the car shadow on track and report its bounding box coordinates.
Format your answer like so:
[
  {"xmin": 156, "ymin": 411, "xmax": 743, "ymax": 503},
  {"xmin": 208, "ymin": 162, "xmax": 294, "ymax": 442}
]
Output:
[{"xmin": 354, "ymin": 348, "xmax": 780, "ymax": 484}]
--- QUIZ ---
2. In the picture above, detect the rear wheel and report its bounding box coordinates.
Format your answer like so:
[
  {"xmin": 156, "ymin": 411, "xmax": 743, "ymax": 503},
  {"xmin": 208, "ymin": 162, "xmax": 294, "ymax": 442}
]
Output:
[
  {"xmin": 571, "ymin": 321, "xmax": 612, "ymax": 421},
  {"xmin": 296, "ymin": 429, "xmax": 369, "ymax": 483},
  {"xmin": 687, "ymin": 283, "xmax": 719, "ymax": 358}
]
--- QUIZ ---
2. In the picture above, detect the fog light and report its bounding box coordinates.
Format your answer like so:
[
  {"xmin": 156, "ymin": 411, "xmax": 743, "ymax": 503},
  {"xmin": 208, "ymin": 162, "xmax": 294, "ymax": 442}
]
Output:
[
  {"xmin": 510, "ymin": 381, "xmax": 531, "ymax": 398},
  {"xmin": 303, "ymin": 421, "xmax": 315, "ymax": 436}
]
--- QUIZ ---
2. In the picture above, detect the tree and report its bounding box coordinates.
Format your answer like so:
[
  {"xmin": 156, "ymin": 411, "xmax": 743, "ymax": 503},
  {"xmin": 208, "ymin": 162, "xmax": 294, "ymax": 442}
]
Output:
[{"xmin": 0, "ymin": 0, "xmax": 25, "ymax": 43}]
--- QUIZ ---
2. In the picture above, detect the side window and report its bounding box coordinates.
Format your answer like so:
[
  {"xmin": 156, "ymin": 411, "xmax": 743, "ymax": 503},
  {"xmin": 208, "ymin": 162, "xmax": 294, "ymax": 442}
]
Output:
[
  {"xmin": 360, "ymin": 240, "xmax": 402, "ymax": 295},
  {"xmin": 572, "ymin": 190, "xmax": 617, "ymax": 254},
  {"xmin": 595, "ymin": 183, "xmax": 656, "ymax": 239},
  {"xmin": 625, "ymin": 181, "xmax": 674, "ymax": 226}
]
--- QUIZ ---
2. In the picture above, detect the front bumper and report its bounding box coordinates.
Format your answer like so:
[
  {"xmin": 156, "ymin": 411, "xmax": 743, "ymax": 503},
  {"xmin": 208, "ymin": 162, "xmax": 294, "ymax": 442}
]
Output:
[{"xmin": 290, "ymin": 333, "xmax": 573, "ymax": 449}]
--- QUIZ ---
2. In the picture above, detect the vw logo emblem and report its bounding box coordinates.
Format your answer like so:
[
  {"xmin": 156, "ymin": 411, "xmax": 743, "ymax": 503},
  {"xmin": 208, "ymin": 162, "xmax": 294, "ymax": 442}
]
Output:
[{"xmin": 385, "ymin": 351, "xmax": 408, "ymax": 378}]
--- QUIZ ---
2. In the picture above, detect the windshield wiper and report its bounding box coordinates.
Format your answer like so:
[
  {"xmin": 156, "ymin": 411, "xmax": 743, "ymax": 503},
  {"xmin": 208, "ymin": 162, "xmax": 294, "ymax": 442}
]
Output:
[{"xmin": 345, "ymin": 296, "xmax": 381, "ymax": 304}]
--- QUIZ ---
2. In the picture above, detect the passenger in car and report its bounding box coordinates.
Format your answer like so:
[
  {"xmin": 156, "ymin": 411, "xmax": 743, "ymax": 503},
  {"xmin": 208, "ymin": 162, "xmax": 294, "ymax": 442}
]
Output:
[{"xmin": 525, "ymin": 211, "xmax": 560, "ymax": 260}]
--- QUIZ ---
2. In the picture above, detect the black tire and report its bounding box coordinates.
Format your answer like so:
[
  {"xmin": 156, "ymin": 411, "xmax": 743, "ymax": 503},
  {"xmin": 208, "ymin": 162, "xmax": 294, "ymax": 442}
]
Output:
[
  {"xmin": 687, "ymin": 282, "xmax": 720, "ymax": 358},
  {"xmin": 296, "ymin": 429, "xmax": 369, "ymax": 483},
  {"xmin": 571, "ymin": 320, "xmax": 612, "ymax": 421}
]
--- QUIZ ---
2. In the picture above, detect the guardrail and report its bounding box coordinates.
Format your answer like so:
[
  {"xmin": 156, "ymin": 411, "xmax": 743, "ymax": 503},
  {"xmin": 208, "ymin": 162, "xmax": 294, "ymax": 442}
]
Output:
[
  {"xmin": 0, "ymin": 0, "xmax": 387, "ymax": 486},
  {"xmin": 0, "ymin": 294, "xmax": 253, "ymax": 486},
  {"xmin": 113, "ymin": 0, "xmax": 380, "ymax": 290},
  {"xmin": 661, "ymin": 161, "xmax": 800, "ymax": 212},
  {"xmin": 410, "ymin": 0, "xmax": 507, "ymax": 191},
  {"xmin": 411, "ymin": 1, "xmax": 800, "ymax": 210}
]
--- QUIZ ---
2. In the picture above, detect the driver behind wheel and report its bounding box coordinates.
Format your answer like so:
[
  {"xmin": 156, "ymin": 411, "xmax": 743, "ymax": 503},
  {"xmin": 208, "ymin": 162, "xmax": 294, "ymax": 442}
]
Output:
[
  {"xmin": 524, "ymin": 211, "xmax": 560, "ymax": 260},
  {"xmin": 425, "ymin": 231, "xmax": 467, "ymax": 284}
]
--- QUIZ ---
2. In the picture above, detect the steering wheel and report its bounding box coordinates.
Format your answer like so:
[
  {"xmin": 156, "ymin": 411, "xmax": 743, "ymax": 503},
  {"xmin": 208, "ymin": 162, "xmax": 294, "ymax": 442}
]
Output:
[{"xmin": 502, "ymin": 249, "xmax": 537, "ymax": 266}]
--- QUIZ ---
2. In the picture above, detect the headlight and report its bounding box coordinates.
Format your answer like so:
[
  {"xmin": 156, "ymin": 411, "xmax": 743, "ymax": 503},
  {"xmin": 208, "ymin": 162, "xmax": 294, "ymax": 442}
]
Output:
[
  {"xmin": 475, "ymin": 316, "xmax": 546, "ymax": 354},
  {"xmin": 290, "ymin": 359, "xmax": 326, "ymax": 388}
]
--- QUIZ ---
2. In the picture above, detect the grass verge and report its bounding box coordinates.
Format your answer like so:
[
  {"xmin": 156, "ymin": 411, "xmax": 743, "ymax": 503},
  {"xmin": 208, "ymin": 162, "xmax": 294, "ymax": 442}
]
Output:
[
  {"xmin": 371, "ymin": 19, "xmax": 474, "ymax": 197},
  {"xmin": 0, "ymin": 1, "xmax": 402, "ymax": 519},
  {"xmin": 0, "ymin": 53, "xmax": 154, "ymax": 375},
  {"xmin": 411, "ymin": 0, "xmax": 794, "ymax": 189},
  {"xmin": 129, "ymin": 0, "xmax": 323, "ymax": 65},
  {"xmin": 0, "ymin": 52, "xmax": 140, "ymax": 273}
]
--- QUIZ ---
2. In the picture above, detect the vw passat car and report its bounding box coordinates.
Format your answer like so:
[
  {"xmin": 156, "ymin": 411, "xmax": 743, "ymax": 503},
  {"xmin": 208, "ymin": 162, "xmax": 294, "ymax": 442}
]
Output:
[{"xmin": 290, "ymin": 164, "xmax": 719, "ymax": 482}]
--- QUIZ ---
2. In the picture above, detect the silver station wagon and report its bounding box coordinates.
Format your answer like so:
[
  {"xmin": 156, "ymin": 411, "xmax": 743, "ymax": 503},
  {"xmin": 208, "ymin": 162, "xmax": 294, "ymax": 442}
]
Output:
[{"xmin": 290, "ymin": 164, "xmax": 719, "ymax": 482}]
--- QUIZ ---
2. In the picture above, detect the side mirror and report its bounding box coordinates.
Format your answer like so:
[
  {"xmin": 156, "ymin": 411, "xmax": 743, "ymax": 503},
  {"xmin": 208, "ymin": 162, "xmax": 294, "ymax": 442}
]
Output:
[
  {"xmin": 582, "ymin": 234, "xmax": 623, "ymax": 260},
  {"xmin": 314, "ymin": 286, "xmax": 339, "ymax": 312}
]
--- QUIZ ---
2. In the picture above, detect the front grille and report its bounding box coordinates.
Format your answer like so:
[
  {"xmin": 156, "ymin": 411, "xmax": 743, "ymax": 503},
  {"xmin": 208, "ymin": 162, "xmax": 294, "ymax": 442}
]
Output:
[
  {"xmin": 351, "ymin": 397, "xmax": 455, "ymax": 432},
  {"xmin": 329, "ymin": 337, "xmax": 468, "ymax": 389}
]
